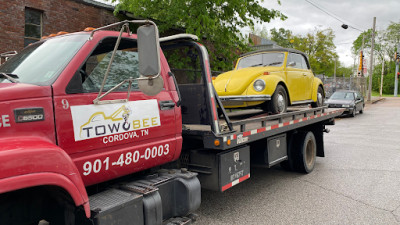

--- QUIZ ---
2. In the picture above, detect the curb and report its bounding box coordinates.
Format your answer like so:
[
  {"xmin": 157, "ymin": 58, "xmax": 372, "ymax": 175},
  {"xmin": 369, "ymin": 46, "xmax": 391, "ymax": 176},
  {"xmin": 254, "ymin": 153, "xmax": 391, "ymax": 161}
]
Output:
[{"xmin": 371, "ymin": 97, "xmax": 385, "ymax": 104}]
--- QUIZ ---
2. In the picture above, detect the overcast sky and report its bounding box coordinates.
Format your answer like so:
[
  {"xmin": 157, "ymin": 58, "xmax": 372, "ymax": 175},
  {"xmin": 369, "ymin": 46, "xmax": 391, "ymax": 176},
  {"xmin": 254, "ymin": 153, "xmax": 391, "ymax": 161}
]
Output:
[
  {"xmin": 96, "ymin": 0, "xmax": 399, "ymax": 67},
  {"xmin": 253, "ymin": 0, "xmax": 400, "ymax": 67}
]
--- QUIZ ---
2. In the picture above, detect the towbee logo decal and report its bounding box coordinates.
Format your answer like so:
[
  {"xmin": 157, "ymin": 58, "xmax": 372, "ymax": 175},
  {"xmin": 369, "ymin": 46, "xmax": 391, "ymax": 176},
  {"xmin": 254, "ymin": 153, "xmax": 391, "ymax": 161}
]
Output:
[{"xmin": 70, "ymin": 100, "xmax": 161, "ymax": 141}]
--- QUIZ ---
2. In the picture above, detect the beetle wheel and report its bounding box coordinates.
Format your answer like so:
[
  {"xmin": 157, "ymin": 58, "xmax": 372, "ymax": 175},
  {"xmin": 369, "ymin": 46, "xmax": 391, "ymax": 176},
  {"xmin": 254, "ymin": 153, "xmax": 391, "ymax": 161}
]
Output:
[
  {"xmin": 268, "ymin": 85, "xmax": 287, "ymax": 114},
  {"xmin": 311, "ymin": 86, "xmax": 324, "ymax": 107}
]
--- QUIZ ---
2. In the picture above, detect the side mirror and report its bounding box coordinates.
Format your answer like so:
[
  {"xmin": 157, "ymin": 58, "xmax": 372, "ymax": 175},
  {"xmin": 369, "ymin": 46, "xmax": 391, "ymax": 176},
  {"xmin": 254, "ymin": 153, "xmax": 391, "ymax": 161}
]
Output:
[{"xmin": 137, "ymin": 24, "xmax": 160, "ymax": 77}]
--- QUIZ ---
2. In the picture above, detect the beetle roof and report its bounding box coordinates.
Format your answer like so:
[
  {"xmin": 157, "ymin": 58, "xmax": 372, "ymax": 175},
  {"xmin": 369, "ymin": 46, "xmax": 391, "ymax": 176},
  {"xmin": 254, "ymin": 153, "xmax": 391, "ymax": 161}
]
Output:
[{"xmin": 240, "ymin": 48, "xmax": 308, "ymax": 59}]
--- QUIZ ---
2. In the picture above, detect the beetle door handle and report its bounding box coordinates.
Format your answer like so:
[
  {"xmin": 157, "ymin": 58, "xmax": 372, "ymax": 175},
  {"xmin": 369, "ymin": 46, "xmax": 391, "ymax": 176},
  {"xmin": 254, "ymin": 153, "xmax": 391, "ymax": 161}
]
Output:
[
  {"xmin": 160, "ymin": 100, "xmax": 175, "ymax": 110},
  {"xmin": 302, "ymin": 73, "xmax": 307, "ymax": 76}
]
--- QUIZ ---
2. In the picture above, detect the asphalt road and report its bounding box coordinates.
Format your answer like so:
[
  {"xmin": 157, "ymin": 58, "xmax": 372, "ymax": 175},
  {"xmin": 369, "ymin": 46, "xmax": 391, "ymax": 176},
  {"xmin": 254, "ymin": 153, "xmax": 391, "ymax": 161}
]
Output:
[{"xmin": 194, "ymin": 97, "xmax": 400, "ymax": 225}]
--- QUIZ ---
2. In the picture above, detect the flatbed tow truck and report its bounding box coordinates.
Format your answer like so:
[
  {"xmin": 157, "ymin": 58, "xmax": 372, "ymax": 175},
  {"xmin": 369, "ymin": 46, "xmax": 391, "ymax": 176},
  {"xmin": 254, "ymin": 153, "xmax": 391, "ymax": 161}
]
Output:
[{"xmin": 0, "ymin": 20, "xmax": 343, "ymax": 225}]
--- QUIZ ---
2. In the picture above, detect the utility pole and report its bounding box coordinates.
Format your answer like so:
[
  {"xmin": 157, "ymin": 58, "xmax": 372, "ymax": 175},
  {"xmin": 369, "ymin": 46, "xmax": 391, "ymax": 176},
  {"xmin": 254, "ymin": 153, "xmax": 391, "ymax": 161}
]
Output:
[
  {"xmin": 367, "ymin": 17, "xmax": 376, "ymax": 102},
  {"xmin": 334, "ymin": 59, "xmax": 337, "ymax": 91},
  {"xmin": 361, "ymin": 34, "xmax": 365, "ymax": 77},
  {"xmin": 380, "ymin": 60, "xmax": 384, "ymax": 97},
  {"xmin": 395, "ymin": 43, "xmax": 400, "ymax": 96}
]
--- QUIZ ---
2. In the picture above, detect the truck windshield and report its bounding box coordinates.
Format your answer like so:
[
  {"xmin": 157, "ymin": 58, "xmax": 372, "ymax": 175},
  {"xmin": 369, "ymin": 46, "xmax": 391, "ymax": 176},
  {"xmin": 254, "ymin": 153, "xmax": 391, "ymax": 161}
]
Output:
[
  {"xmin": 236, "ymin": 52, "xmax": 284, "ymax": 69},
  {"xmin": 0, "ymin": 34, "xmax": 89, "ymax": 85}
]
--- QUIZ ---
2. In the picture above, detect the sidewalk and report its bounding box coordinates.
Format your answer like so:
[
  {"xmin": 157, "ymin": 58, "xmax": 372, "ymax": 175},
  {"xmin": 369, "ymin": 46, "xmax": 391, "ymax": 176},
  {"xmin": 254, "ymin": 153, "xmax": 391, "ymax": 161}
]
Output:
[{"xmin": 370, "ymin": 96, "xmax": 385, "ymax": 104}]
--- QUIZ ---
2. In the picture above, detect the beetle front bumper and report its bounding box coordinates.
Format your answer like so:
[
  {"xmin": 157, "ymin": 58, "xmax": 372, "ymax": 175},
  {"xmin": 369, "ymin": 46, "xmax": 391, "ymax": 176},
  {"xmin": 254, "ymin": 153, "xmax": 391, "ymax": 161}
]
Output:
[{"xmin": 218, "ymin": 95, "xmax": 271, "ymax": 101}]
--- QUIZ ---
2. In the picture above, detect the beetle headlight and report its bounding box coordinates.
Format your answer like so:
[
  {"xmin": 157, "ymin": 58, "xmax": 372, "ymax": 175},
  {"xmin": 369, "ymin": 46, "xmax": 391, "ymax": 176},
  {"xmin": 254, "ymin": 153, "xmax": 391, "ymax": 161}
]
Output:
[{"xmin": 253, "ymin": 79, "xmax": 266, "ymax": 92}]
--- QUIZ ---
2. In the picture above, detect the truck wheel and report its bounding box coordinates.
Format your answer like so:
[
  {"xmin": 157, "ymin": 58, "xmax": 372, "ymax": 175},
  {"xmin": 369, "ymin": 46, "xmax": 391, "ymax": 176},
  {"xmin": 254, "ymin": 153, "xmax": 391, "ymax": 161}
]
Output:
[
  {"xmin": 268, "ymin": 85, "xmax": 287, "ymax": 114},
  {"xmin": 293, "ymin": 131, "xmax": 317, "ymax": 173},
  {"xmin": 311, "ymin": 86, "xmax": 324, "ymax": 107}
]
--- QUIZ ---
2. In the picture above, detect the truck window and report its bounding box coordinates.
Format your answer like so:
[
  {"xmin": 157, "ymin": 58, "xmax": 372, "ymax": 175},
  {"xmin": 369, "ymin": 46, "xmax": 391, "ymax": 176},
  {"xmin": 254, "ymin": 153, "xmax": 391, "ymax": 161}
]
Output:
[
  {"xmin": 0, "ymin": 34, "xmax": 88, "ymax": 85},
  {"xmin": 81, "ymin": 37, "xmax": 139, "ymax": 93}
]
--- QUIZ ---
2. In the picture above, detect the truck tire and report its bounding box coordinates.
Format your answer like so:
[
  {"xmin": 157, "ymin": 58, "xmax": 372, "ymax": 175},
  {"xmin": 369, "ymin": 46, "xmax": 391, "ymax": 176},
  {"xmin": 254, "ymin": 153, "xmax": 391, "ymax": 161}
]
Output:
[
  {"xmin": 311, "ymin": 86, "xmax": 324, "ymax": 108},
  {"xmin": 292, "ymin": 131, "xmax": 317, "ymax": 173},
  {"xmin": 268, "ymin": 85, "xmax": 287, "ymax": 114}
]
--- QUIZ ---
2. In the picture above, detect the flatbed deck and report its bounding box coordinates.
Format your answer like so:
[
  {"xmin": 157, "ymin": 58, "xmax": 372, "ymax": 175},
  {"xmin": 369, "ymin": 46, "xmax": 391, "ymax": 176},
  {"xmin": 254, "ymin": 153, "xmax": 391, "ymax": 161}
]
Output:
[{"xmin": 183, "ymin": 106, "xmax": 344, "ymax": 150}]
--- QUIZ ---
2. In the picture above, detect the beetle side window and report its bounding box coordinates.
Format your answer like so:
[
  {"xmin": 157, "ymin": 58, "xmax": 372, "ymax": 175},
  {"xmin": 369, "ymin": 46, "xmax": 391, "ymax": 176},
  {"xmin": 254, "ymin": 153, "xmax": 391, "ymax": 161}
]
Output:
[
  {"xmin": 299, "ymin": 55, "xmax": 309, "ymax": 69},
  {"xmin": 287, "ymin": 53, "xmax": 301, "ymax": 69}
]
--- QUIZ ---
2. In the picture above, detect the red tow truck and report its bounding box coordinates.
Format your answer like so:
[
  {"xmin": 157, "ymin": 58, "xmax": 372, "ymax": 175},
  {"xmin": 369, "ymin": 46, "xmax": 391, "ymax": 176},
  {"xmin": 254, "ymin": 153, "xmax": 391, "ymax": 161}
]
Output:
[{"xmin": 0, "ymin": 20, "xmax": 343, "ymax": 225}]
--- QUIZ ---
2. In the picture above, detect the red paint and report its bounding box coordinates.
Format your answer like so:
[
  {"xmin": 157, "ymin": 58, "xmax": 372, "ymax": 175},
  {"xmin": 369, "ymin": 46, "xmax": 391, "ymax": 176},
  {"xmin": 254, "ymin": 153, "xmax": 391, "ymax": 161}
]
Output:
[
  {"xmin": 0, "ymin": 30, "xmax": 182, "ymax": 217},
  {"xmin": 243, "ymin": 131, "xmax": 251, "ymax": 137},
  {"xmin": 205, "ymin": 59, "xmax": 211, "ymax": 83},
  {"xmin": 221, "ymin": 183, "xmax": 232, "ymax": 192},
  {"xmin": 257, "ymin": 127, "xmax": 266, "ymax": 133},
  {"xmin": 271, "ymin": 124, "xmax": 280, "ymax": 129},
  {"xmin": 211, "ymin": 97, "xmax": 218, "ymax": 121},
  {"xmin": 283, "ymin": 122, "xmax": 290, "ymax": 126},
  {"xmin": 239, "ymin": 174, "xmax": 250, "ymax": 183},
  {"xmin": 221, "ymin": 174, "xmax": 250, "ymax": 192}
]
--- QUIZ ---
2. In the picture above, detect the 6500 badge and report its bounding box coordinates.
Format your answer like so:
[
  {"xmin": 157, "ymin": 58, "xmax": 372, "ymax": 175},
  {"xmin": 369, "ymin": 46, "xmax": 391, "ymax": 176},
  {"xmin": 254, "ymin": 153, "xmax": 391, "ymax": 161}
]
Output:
[{"xmin": 70, "ymin": 100, "xmax": 161, "ymax": 141}]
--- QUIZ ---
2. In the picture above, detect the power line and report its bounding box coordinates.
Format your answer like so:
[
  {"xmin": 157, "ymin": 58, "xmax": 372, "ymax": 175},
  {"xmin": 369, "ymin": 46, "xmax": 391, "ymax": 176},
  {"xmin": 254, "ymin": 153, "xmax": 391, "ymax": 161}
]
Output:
[{"xmin": 304, "ymin": 0, "xmax": 364, "ymax": 32}]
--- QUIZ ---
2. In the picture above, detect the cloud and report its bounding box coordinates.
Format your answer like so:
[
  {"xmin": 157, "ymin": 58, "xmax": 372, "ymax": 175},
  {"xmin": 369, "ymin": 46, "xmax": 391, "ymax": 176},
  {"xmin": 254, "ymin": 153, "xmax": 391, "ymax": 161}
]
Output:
[{"xmin": 258, "ymin": 0, "xmax": 400, "ymax": 67}]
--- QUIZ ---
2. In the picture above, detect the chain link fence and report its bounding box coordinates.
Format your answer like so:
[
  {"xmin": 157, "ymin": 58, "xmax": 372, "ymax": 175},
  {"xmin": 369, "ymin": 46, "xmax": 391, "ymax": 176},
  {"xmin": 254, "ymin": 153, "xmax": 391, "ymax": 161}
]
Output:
[{"xmin": 317, "ymin": 76, "xmax": 368, "ymax": 98}]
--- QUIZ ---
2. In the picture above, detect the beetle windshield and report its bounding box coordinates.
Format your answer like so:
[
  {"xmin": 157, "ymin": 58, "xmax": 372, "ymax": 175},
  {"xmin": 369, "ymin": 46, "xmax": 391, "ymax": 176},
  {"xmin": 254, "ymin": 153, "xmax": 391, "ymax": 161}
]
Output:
[
  {"xmin": 0, "ymin": 34, "xmax": 89, "ymax": 85},
  {"xmin": 236, "ymin": 52, "xmax": 285, "ymax": 69}
]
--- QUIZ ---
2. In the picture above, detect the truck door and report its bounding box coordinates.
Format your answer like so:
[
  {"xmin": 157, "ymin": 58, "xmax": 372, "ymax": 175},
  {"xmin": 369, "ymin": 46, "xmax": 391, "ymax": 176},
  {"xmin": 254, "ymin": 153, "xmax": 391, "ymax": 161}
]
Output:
[{"xmin": 53, "ymin": 36, "xmax": 181, "ymax": 186}]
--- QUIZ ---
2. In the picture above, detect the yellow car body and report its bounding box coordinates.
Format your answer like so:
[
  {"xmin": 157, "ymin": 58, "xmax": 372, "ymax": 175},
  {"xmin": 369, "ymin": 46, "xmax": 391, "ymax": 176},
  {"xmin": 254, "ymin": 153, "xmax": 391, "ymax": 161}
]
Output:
[{"xmin": 213, "ymin": 48, "xmax": 324, "ymax": 111}]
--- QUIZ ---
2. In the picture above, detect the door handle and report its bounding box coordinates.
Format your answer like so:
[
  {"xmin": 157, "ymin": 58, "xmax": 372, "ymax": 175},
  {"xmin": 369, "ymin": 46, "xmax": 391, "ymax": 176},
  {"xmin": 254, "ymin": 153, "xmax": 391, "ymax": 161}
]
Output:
[
  {"xmin": 302, "ymin": 73, "xmax": 307, "ymax": 76},
  {"xmin": 159, "ymin": 100, "xmax": 175, "ymax": 110}
]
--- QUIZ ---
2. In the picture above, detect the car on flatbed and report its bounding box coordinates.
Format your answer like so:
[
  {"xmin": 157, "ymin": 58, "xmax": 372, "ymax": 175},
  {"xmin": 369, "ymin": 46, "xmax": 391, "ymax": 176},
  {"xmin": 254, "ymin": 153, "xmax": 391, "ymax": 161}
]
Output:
[
  {"xmin": 213, "ymin": 48, "xmax": 325, "ymax": 114},
  {"xmin": 325, "ymin": 90, "xmax": 364, "ymax": 117}
]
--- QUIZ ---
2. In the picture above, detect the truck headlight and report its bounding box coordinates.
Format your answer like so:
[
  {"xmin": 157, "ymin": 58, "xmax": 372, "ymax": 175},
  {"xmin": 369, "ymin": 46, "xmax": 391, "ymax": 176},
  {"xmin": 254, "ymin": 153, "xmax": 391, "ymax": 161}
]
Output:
[
  {"xmin": 342, "ymin": 104, "xmax": 350, "ymax": 107},
  {"xmin": 253, "ymin": 79, "xmax": 266, "ymax": 92}
]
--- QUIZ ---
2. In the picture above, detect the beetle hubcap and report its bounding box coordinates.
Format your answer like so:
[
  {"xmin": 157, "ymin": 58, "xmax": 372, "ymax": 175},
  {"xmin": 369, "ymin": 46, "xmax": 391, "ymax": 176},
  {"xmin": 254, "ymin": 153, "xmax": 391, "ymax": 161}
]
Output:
[
  {"xmin": 317, "ymin": 92, "xmax": 323, "ymax": 106},
  {"xmin": 277, "ymin": 94, "xmax": 285, "ymax": 112}
]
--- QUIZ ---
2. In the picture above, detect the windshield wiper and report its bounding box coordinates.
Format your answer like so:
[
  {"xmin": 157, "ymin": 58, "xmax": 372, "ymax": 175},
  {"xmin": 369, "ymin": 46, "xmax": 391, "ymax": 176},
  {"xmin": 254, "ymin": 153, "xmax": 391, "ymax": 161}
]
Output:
[
  {"xmin": 250, "ymin": 63, "xmax": 263, "ymax": 67},
  {"xmin": 0, "ymin": 72, "xmax": 19, "ymax": 83},
  {"xmin": 267, "ymin": 62, "xmax": 282, "ymax": 66}
]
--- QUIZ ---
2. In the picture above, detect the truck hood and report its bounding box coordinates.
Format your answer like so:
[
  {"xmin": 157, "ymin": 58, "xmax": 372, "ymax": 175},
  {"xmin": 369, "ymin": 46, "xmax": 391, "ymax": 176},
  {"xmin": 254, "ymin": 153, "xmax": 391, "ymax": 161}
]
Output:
[
  {"xmin": 213, "ymin": 67, "xmax": 282, "ymax": 95},
  {"xmin": 0, "ymin": 83, "xmax": 52, "ymax": 102}
]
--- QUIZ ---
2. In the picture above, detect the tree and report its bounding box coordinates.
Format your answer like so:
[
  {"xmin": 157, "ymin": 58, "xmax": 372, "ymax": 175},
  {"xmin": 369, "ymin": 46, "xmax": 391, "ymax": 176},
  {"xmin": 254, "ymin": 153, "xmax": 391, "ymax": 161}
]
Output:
[
  {"xmin": 114, "ymin": 0, "xmax": 286, "ymax": 71},
  {"xmin": 291, "ymin": 28, "xmax": 338, "ymax": 76},
  {"xmin": 352, "ymin": 21, "xmax": 400, "ymax": 94},
  {"xmin": 269, "ymin": 27, "xmax": 294, "ymax": 48}
]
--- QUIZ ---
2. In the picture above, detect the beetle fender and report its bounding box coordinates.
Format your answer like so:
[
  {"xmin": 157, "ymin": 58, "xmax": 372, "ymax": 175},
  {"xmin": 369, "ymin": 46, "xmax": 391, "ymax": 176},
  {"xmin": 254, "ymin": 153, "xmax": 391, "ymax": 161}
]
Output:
[
  {"xmin": 0, "ymin": 136, "xmax": 90, "ymax": 217},
  {"xmin": 246, "ymin": 74, "xmax": 286, "ymax": 98},
  {"xmin": 311, "ymin": 77, "xmax": 325, "ymax": 102}
]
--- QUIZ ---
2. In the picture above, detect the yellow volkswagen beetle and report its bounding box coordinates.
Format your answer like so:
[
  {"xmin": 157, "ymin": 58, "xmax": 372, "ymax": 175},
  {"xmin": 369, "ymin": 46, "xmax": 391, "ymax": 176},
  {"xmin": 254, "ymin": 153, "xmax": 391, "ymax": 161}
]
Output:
[{"xmin": 213, "ymin": 48, "xmax": 325, "ymax": 114}]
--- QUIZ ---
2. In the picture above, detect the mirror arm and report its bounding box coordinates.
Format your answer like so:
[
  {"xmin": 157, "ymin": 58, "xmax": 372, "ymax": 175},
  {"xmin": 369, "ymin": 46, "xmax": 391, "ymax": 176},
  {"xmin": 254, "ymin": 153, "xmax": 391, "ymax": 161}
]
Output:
[
  {"xmin": 96, "ymin": 23, "xmax": 129, "ymax": 101},
  {"xmin": 94, "ymin": 78, "xmax": 135, "ymax": 105}
]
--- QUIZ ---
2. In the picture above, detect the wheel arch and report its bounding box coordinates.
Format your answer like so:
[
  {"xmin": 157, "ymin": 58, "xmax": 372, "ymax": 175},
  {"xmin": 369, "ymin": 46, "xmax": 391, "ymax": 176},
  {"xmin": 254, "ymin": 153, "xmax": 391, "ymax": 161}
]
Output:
[
  {"xmin": 0, "ymin": 136, "xmax": 90, "ymax": 218},
  {"xmin": 276, "ymin": 81, "xmax": 291, "ymax": 105},
  {"xmin": 0, "ymin": 184, "xmax": 87, "ymax": 224},
  {"xmin": 311, "ymin": 77, "xmax": 325, "ymax": 102}
]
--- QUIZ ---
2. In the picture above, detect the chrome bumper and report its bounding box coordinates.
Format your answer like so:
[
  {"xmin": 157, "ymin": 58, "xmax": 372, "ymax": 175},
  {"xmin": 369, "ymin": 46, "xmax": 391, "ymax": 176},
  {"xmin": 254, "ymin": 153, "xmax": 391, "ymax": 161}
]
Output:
[{"xmin": 218, "ymin": 95, "xmax": 271, "ymax": 101}]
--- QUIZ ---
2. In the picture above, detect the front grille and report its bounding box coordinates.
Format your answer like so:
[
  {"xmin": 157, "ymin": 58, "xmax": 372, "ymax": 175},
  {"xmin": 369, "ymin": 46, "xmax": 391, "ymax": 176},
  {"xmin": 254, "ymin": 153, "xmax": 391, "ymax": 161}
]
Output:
[{"xmin": 329, "ymin": 104, "xmax": 342, "ymax": 108}]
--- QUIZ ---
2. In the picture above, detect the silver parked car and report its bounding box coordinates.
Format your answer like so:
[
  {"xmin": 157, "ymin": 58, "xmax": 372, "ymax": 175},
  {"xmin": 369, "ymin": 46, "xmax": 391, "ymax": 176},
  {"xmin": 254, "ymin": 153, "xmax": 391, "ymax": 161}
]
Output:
[{"xmin": 325, "ymin": 90, "xmax": 364, "ymax": 117}]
